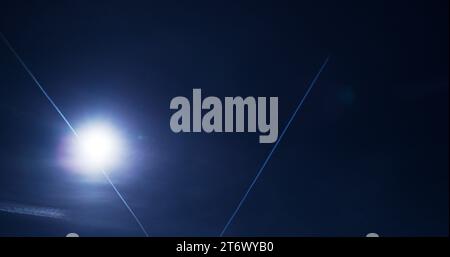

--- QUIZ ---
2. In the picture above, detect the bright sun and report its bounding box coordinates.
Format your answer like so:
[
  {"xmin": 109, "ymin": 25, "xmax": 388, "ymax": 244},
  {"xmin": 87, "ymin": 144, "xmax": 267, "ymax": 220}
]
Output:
[{"xmin": 74, "ymin": 123, "xmax": 124, "ymax": 172}]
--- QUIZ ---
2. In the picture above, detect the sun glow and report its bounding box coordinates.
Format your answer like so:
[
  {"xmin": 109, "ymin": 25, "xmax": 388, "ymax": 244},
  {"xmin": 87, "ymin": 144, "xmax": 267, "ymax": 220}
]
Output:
[{"xmin": 71, "ymin": 122, "xmax": 125, "ymax": 173}]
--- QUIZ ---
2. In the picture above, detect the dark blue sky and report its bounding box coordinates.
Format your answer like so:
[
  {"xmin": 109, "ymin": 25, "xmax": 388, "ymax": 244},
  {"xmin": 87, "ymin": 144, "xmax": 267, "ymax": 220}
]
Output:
[{"xmin": 0, "ymin": 0, "xmax": 448, "ymax": 236}]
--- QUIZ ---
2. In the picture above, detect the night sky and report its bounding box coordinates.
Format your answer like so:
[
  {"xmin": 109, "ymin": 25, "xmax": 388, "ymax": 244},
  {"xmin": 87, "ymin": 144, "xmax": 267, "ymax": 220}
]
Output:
[{"xmin": 0, "ymin": 0, "xmax": 448, "ymax": 236}]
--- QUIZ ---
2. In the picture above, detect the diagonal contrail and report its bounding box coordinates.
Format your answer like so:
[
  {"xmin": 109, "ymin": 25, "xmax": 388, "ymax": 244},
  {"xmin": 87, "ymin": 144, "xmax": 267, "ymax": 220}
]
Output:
[
  {"xmin": 220, "ymin": 57, "xmax": 329, "ymax": 236},
  {"xmin": 102, "ymin": 169, "xmax": 149, "ymax": 236},
  {"xmin": 0, "ymin": 33, "xmax": 78, "ymax": 137},
  {"xmin": 0, "ymin": 32, "xmax": 149, "ymax": 237}
]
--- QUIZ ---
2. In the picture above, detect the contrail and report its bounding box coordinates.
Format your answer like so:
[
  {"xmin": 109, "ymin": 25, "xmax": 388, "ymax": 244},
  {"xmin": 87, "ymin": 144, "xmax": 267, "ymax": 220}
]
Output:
[
  {"xmin": 102, "ymin": 170, "xmax": 149, "ymax": 237},
  {"xmin": 0, "ymin": 202, "xmax": 66, "ymax": 220},
  {"xmin": 0, "ymin": 33, "xmax": 78, "ymax": 137},
  {"xmin": 0, "ymin": 32, "xmax": 149, "ymax": 237},
  {"xmin": 220, "ymin": 57, "xmax": 329, "ymax": 236}
]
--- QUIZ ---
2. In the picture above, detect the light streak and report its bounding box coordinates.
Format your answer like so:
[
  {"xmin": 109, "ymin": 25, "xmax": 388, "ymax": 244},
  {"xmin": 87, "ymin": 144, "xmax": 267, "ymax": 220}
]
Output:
[{"xmin": 220, "ymin": 57, "xmax": 329, "ymax": 236}]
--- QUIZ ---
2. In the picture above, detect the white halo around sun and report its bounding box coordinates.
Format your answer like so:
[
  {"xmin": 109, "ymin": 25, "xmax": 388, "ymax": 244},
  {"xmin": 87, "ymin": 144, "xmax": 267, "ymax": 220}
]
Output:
[{"xmin": 64, "ymin": 122, "xmax": 126, "ymax": 175}]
